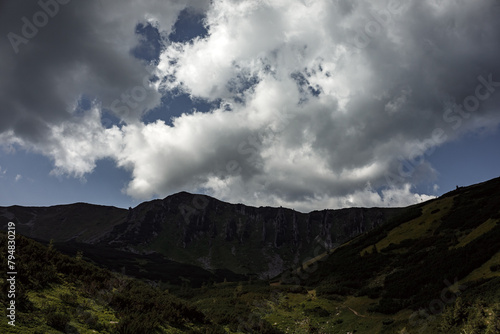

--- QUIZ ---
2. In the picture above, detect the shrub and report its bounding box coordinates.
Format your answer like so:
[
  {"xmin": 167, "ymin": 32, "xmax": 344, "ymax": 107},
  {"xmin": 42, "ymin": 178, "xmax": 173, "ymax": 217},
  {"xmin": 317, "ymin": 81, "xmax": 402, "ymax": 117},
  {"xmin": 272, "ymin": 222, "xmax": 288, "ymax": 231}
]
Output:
[
  {"xmin": 356, "ymin": 286, "xmax": 383, "ymax": 299},
  {"xmin": 304, "ymin": 306, "xmax": 330, "ymax": 317},
  {"xmin": 60, "ymin": 292, "xmax": 78, "ymax": 305},
  {"xmin": 117, "ymin": 314, "xmax": 159, "ymax": 334},
  {"xmin": 81, "ymin": 310, "xmax": 105, "ymax": 330},
  {"xmin": 46, "ymin": 311, "xmax": 71, "ymax": 331},
  {"xmin": 368, "ymin": 298, "xmax": 402, "ymax": 314},
  {"xmin": 316, "ymin": 283, "xmax": 354, "ymax": 296}
]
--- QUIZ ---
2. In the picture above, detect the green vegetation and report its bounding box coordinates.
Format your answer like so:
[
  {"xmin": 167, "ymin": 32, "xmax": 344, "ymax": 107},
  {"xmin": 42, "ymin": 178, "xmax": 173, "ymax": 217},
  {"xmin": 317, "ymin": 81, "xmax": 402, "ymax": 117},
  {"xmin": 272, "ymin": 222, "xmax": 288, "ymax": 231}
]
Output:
[
  {"xmin": 296, "ymin": 177, "xmax": 500, "ymax": 332},
  {"xmin": 1, "ymin": 176, "xmax": 500, "ymax": 333},
  {"xmin": 0, "ymin": 233, "xmax": 222, "ymax": 333}
]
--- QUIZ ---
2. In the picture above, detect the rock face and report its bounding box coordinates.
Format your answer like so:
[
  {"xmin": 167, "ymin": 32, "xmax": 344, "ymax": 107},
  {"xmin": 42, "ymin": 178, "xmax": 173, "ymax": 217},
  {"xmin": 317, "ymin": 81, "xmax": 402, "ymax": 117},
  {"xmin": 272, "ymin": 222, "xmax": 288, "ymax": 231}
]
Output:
[{"xmin": 0, "ymin": 192, "xmax": 401, "ymax": 278}]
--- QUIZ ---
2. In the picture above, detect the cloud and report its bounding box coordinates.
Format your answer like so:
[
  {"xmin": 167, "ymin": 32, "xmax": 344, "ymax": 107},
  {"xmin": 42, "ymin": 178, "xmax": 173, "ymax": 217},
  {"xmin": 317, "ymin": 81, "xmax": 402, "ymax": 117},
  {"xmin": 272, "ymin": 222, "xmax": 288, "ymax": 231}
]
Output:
[
  {"xmin": 0, "ymin": 0, "xmax": 208, "ymax": 142},
  {"xmin": 1, "ymin": 0, "xmax": 500, "ymax": 211},
  {"xmin": 15, "ymin": 174, "xmax": 22, "ymax": 182},
  {"xmin": 151, "ymin": 0, "xmax": 500, "ymax": 209}
]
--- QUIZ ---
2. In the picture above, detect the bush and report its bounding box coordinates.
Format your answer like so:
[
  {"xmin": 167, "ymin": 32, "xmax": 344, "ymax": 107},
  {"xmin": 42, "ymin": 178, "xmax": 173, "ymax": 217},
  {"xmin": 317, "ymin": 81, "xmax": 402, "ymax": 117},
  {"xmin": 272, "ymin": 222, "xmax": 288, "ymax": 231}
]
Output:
[
  {"xmin": 60, "ymin": 292, "xmax": 78, "ymax": 305},
  {"xmin": 46, "ymin": 311, "xmax": 71, "ymax": 331},
  {"xmin": 316, "ymin": 283, "xmax": 354, "ymax": 296},
  {"xmin": 185, "ymin": 325, "xmax": 227, "ymax": 334},
  {"xmin": 117, "ymin": 314, "xmax": 159, "ymax": 334},
  {"xmin": 111, "ymin": 280, "xmax": 207, "ymax": 329},
  {"xmin": 368, "ymin": 298, "xmax": 402, "ymax": 314},
  {"xmin": 322, "ymin": 294, "xmax": 345, "ymax": 302},
  {"xmin": 304, "ymin": 306, "xmax": 330, "ymax": 317},
  {"xmin": 81, "ymin": 310, "xmax": 106, "ymax": 331},
  {"xmin": 356, "ymin": 286, "xmax": 383, "ymax": 299}
]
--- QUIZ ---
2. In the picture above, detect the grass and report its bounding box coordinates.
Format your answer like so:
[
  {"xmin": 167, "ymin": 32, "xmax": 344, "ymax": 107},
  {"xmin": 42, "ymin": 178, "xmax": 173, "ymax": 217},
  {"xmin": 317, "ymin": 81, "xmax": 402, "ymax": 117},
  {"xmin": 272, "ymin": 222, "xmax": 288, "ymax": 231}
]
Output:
[
  {"xmin": 453, "ymin": 218, "xmax": 499, "ymax": 249},
  {"xmin": 3, "ymin": 177, "xmax": 500, "ymax": 334},
  {"xmin": 361, "ymin": 196, "xmax": 455, "ymax": 255},
  {"xmin": 258, "ymin": 291, "xmax": 416, "ymax": 334},
  {"xmin": 460, "ymin": 251, "xmax": 500, "ymax": 284},
  {"xmin": 0, "ymin": 280, "xmax": 119, "ymax": 334}
]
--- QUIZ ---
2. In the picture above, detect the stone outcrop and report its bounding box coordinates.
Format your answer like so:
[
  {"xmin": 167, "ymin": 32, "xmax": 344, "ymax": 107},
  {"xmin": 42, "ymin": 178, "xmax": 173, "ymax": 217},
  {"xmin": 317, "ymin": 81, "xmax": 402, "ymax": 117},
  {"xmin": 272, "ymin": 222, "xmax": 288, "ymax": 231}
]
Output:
[{"xmin": 0, "ymin": 192, "xmax": 400, "ymax": 278}]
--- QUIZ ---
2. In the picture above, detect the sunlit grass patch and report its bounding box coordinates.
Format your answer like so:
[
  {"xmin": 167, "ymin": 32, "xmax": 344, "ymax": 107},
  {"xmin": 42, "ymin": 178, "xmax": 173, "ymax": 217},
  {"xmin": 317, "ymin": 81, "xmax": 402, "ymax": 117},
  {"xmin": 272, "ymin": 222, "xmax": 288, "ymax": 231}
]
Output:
[
  {"xmin": 361, "ymin": 196, "xmax": 455, "ymax": 255},
  {"xmin": 460, "ymin": 251, "xmax": 500, "ymax": 283},
  {"xmin": 26, "ymin": 280, "xmax": 119, "ymax": 334},
  {"xmin": 453, "ymin": 218, "xmax": 499, "ymax": 249}
]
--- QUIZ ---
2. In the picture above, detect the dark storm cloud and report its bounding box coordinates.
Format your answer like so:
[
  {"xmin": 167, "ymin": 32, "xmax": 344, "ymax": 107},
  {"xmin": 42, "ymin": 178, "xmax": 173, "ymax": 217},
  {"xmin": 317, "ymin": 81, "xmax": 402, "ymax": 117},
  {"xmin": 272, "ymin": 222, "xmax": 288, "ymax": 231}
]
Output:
[
  {"xmin": 1, "ymin": 0, "xmax": 499, "ymax": 211},
  {"xmin": 0, "ymin": 0, "xmax": 204, "ymax": 143}
]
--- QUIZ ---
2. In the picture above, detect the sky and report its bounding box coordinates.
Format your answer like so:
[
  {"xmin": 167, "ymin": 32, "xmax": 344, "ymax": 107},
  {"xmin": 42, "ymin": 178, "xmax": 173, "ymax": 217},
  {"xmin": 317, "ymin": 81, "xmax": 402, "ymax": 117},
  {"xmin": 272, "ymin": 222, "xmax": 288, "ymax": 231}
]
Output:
[{"xmin": 0, "ymin": 0, "xmax": 499, "ymax": 212}]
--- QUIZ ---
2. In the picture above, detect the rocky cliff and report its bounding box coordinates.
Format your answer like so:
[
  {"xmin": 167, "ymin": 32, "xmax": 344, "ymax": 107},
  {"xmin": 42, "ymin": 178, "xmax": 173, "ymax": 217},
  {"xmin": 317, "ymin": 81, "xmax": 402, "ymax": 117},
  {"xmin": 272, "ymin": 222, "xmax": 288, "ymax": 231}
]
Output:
[{"xmin": 0, "ymin": 192, "xmax": 401, "ymax": 278}]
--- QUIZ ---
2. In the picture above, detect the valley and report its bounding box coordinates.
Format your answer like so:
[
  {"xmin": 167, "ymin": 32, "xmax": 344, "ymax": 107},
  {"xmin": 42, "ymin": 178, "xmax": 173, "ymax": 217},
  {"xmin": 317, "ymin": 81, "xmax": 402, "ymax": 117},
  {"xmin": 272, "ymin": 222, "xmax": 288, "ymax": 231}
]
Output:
[{"xmin": 1, "ymin": 176, "xmax": 500, "ymax": 333}]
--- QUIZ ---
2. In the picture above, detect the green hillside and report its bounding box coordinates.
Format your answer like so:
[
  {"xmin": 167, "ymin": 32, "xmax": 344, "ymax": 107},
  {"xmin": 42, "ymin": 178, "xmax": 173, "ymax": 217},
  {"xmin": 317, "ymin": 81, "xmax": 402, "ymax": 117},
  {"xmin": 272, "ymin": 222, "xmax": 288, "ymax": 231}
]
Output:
[
  {"xmin": 1, "ymin": 177, "xmax": 500, "ymax": 333},
  {"xmin": 0, "ymin": 193, "xmax": 402, "ymax": 280},
  {"xmin": 265, "ymin": 177, "xmax": 500, "ymax": 333},
  {"xmin": 0, "ymin": 232, "xmax": 233, "ymax": 333}
]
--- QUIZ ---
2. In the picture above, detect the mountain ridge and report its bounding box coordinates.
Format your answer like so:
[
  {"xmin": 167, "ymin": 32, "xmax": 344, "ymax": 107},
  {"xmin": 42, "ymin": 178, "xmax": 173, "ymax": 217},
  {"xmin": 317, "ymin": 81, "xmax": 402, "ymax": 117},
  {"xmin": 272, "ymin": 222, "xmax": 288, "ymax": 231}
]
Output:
[
  {"xmin": 1, "ymin": 176, "xmax": 500, "ymax": 333},
  {"xmin": 0, "ymin": 189, "xmax": 403, "ymax": 279},
  {"xmin": 1, "ymin": 177, "xmax": 498, "ymax": 280}
]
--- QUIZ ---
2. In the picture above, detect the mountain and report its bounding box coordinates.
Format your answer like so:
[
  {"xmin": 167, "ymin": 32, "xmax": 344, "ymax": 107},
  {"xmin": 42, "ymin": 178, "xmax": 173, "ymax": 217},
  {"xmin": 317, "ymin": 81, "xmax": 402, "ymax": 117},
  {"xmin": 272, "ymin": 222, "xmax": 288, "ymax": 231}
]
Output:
[
  {"xmin": 261, "ymin": 176, "xmax": 500, "ymax": 333},
  {"xmin": 1, "ymin": 176, "xmax": 499, "ymax": 333},
  {"xmin": 0, "ymin": 192, "xmax": 402, "ymax": 279}
]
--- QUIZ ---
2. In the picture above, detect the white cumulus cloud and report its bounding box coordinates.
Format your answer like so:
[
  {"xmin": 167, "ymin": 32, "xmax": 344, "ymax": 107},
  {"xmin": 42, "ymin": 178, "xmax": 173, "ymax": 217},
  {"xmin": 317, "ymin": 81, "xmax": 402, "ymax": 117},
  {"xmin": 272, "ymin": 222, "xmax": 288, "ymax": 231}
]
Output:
[{"xmin": 1, "ymin": 0, "xmax": 500, "ymax": 211}]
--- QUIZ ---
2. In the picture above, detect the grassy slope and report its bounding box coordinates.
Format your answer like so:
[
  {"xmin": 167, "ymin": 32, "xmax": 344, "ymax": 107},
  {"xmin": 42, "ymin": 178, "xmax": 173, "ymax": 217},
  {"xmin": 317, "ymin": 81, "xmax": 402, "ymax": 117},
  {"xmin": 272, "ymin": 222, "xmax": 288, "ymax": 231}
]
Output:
[
  {"xmin": 171, "ymin": 177, "xmax": 500, "ymax": 334},
  {"xmin": 2, "ymin": 177, "xmax": 500, "ymax": 334},
  {"xmin": 0, "ymin": 233, "xmax": 225, "ymax": 334},
  {"xmin": 250, "ymin": 177, "xmax": 500, "ymax": 333},
  {"xmin": 360, "ymin": 195, "xmax": 455, "ymax": 255}
]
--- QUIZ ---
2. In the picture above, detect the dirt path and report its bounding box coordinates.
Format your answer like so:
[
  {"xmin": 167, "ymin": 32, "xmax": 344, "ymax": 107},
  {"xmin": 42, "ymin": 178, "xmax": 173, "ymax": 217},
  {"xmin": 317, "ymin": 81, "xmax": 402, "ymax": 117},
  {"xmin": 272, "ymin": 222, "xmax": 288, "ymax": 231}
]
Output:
[{"xmin": 345, "ymin": 306, "xmax": 369, "ymax": 318}]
